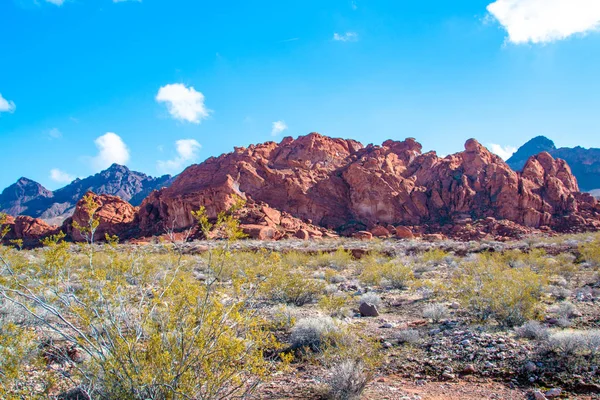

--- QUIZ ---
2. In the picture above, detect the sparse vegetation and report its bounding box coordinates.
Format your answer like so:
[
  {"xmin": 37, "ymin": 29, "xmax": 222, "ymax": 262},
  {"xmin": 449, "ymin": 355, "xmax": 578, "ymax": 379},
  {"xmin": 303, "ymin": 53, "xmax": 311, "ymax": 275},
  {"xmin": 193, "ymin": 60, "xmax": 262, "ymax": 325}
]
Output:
[
  {"xmin": 451, "ymin": 253, "xmax": 547, "ymax": 327},
  {"xmin": 2, "ymin": 231, "xmax": 600, "ymax": 398},
  {"xmin": 323, "ymin": 359, "xmax": 371, "ymax": 400},
  {"xmin": 423, "ymin": 303, "xmax": 449, "ymax": 323},
  {"xmin": 515, "ymin": 321, "xmax": 550, "ymax": 341}
]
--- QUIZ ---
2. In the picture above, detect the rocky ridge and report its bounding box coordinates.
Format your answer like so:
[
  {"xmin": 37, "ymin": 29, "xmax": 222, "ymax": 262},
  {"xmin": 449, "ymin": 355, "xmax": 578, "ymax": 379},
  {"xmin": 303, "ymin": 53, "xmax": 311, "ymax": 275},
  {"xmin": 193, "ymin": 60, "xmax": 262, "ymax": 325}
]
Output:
[
  {"xmin": 2, "ymin": 133, "xmax": 600, "ymax": 244},
  {"xmin": 0, "ymin": 164, "xmax": 172, "ymax": 225},
  {"xmin": 507, "ymin": 136, "xmax": 600, "ymax": 193}
]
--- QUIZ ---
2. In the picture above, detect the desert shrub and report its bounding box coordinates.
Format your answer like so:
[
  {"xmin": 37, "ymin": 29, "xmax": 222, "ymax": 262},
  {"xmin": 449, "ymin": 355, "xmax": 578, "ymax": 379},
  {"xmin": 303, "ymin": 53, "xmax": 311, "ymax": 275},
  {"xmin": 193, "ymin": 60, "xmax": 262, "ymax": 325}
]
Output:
[
  {"xmin": 451, "ymin": 254, "xmax": 547, "ymax": 327},
  {"xmin": 323, "ymin": 359, "xmax": 370, "ymax": 400},
  {"xmin": 0, "ymin": 208, "xmax": 281, "ymax": 399},
  {"xmin": 395, "ymin": 329, "xmax": 422, "ymax": 345},
  {"xmin": 542, "ymin": 253, "xmax": 579, "ymax": 280},
  {"xmin": 515, "ymin": 321, "xmax": 550, "ymax": 341},
  {"xmin": 422, "ymin": 303, "xmax": 449, "ymax": 323},
  {"xmin": 291, "ymin": 316, "xmax": 340, "ymax": 351},
  {"xmin": 546, "ymin": 330, "xmax": 600, "ymax": 358},
  {"xmin": 358, "ymin": 263, "xmax": 384, "ymax": 286},
  {"xmin": 547, "ymin": 285, "xmax": 572, "ymax": 301},
  {"xmin": 261, "ymin": 267, "xmax": 325, "ymax": 306},
  {"xmin": 270, "ymin": 304, "xmax": 299, "ymax": 330},
  {"xmin": 0, "ymin": 322, "xmax": 40, "ymax": 397},
  {"xmin": 324, "ymin": 268, "xmax": 346, "ymax": 284},
  {"xmin": 308, "ymin": 248, "xmax": 354, "ymax": 270},
  {"xmin": 415, "ymin": 279, "xmax": 447, "ymax": 300},
  {"xmin": 579, "ymin": 237, "xmax": 600, "ymax": 266},
  {"xmin": 550, "ymin": 301, "xmax": 579, "ymax": 319},
  {"xmin": 381, "ymin": 262, "xmax": 414, "ymax": 289},
  {"xmin": 319, "ymin": 293, "xmax": 352, "ymax": 318},
  {"xmin": 355, "ymin": 252, "xmax": 391, "ymax": 284},
  {"xmin": 281, "ymin": 251, "xmax": 311, "ymax": 268},
  {"xmin": 358, "ymin": 292, "xmax": 381, "ymax": 307},
  {"xmin": 420, "ymin": 249, "xmax": 451, "ymax": 265}
]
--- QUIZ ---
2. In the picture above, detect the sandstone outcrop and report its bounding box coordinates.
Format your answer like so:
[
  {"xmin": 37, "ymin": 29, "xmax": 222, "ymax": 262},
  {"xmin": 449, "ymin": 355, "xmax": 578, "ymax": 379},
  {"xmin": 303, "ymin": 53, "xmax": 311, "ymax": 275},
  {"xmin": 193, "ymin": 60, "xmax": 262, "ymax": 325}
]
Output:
[
  {"xmin": 62, "ymin": 193, "xmax": 138, "ymax": 242},
  {"xmin": 136, "ymin": 133, "xmax": 600, "ymax": 239},
  {"xmin": 4, "ymin": 133, "xmax": 599, "ymax": 245},
  {"xmin": 3, "ymin": 215, "xmax": 59, "ymax": 247}
]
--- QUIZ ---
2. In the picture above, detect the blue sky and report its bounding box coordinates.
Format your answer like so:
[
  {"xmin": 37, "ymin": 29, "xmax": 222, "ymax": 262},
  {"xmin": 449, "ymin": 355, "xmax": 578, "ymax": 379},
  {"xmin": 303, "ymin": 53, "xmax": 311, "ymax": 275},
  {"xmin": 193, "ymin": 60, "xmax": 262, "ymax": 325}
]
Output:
[{"xmin": 1, "ymin": 0, "xmax": 600, "ymax": 190}]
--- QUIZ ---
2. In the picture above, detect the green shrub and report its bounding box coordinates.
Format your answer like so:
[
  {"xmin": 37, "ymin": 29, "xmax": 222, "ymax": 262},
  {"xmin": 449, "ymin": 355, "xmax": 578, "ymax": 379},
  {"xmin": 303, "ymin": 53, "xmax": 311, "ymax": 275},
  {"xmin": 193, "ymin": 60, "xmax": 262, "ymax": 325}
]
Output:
[
  {"xmin": 319, "ymin": 292, "xmax": 352, "ymax": 318},
  {"xmin": 261, "ymin": 267, "xmax": 325, "ymax": 306},
  {"xmin": 452, "ymin": 254, "xmax": 547, "ymax": 327},
  {"xmin": 381, "ymin": 262, "xmax": 414, "ymax": 289}
]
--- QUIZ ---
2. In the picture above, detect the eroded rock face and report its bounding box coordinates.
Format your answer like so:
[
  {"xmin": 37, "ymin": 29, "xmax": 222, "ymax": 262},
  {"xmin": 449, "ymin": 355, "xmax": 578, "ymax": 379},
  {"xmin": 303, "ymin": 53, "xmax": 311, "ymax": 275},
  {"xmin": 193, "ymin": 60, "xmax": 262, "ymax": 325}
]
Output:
[
  {"xmin": 0, "ymin": 164, "xmax": 172, "ymax": 225},
  {"xmin": 134, "ymin": 133, "xmax": 599, "ymax": 239},
  {"xmin": 63, "ymin": 193, "xmax": 138, "ymax": 242},
  {"xmin": 3, "ymin": 215, "xmax": 59, "ymax": 247},
  {"xmin": 7, "ymin": 133, "xmax": 596, "ymax": 245}
]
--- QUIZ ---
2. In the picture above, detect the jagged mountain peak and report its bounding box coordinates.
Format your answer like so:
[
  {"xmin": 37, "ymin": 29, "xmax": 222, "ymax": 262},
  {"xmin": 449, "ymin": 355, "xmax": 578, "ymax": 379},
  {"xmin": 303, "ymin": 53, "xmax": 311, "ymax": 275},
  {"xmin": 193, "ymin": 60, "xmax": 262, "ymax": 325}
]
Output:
[
  {"xmin": 0, "ymin": 164, "xmax": 174, "ymax": 224},
  {"xmin": 507, "ymin": 136, "xmax": 600, "ymax": 192}
]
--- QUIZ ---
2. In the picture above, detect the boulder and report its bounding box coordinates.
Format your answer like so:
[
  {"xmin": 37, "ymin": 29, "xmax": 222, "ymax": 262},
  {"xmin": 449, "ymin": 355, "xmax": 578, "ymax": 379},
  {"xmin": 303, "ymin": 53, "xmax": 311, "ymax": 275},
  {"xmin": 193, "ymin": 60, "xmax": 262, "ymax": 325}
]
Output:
[
  {"xmin": 395, "ymin": 226, "xmax": 414, "ymax": 239},
  {"xmin": 240, "ymin": 224, "xmax": 278, "ymax": 240},
  {"xmin": 353, "ymin": 231, "xmax": 373, "ymax": 240},
  {"xmin": 63, "ymin": 192, "xmax": 137, "ymax": 242},
  {"xmin": 370, "ymin": 225, "xmax": 391, "ymax": 238},
  {"xmin": 359, "ymin": 302, "xmax": 379, "ymax": 317}
]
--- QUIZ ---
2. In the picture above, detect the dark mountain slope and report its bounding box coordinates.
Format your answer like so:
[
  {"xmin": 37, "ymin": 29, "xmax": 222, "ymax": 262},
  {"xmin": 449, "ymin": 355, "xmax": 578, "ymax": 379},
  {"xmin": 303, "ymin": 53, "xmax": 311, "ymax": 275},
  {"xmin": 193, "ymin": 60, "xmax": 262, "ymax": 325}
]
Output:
[
  {"xmin": 507, "ymin": 136, "xmax": 600, "ymax": 192},
  {"xmin": 0, "ymin": 164, "xmax": 173, "ymax": 224}
]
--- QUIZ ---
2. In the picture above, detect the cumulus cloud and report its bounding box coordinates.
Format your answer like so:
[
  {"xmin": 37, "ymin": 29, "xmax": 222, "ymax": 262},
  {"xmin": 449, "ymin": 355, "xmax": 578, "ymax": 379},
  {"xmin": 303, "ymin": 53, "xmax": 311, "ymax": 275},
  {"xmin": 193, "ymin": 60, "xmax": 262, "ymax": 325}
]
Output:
[
  {"xmin": 50, "ymin": 168, "xmax": 74, "ymax": 183},
  {"xmin": 487, "ymin": 0, "xmax": 600, "ymax": 44},
  {"xmin": 157, "ymin": 139, "xmax": 201, "ymax": 173},
  {"xmin": 488, "ymin": 143, "xmax": 517, "ymax": 160},
  {"xmin": 91, "ymin": 132, "xmax": 130, "ymax": 171},
  {"xmin": 333, "ymin": 32, "xmax": 358, "ymax": 42},
  {"xmin": 271, "ymin": 121, "xmax": 288, "ymax": 136},
  {"xmin": 48, "ymin": 128, "xmax": 62, "ymax": 139},
  {"xmin": 0, "ymin": 93, "xmax": 16, "ymax": 114},
  {"xmin": 156, "ymin": 84, "xmax": 210, "ymax": 124}
]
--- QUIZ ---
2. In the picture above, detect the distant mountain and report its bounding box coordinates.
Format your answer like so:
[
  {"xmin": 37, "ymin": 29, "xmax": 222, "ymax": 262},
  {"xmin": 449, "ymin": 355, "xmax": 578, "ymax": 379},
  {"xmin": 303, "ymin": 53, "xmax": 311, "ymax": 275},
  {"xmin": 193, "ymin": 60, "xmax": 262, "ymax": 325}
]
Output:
[
  {"xmin": 507, "ymin": 136, "xmax": 600, "ymax": 192},
  {"xmin": 0, "ymin": 164, "xmax": 173, "ymax": 224},
  {"xmin": 0, "ymin": 178, "xmax": 54, "ymax": 216}
]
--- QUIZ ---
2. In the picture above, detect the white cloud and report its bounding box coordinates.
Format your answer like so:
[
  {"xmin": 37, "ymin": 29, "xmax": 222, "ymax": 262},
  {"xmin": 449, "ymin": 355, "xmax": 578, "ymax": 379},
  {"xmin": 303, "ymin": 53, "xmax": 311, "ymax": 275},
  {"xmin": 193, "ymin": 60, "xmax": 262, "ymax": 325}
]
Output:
[
  {"xmin": 91, "ymin": 132, "xmax": 130, "ymax": 171},
  {"xmin": 488, "ymin": 143, "xmax": 517, "ymax": 160},
  {"xmin": 50, "ymin": 168, "xmax": 74, "ymax": 183},
  {"xmin": 487, "ymin": 0, "xmax": 600, "ymax": 44},
  {"xmin": 271, "ymin": 120, "xmax": 288, "ymax": 136},
  {"xmin": 0, "ymin": 93, "xmax": 16, "ymax": 114},
  {"xmin": 333, "ymin": 32, "xmax": 359, "ymax": 42},
  {"xmin": 45, "ymin": 0, "xmax": 65, "ymax": 5},
  {"xmin": 48, "ymin": 128, "xmax": 62, "ymax": 139},
  {"xmin": 157, "ymin": 139, "xmax": 201, "ymax": 173},
  {"xmin": 156, "ymin": 83, "xmax": 210, "ymax": 124}
]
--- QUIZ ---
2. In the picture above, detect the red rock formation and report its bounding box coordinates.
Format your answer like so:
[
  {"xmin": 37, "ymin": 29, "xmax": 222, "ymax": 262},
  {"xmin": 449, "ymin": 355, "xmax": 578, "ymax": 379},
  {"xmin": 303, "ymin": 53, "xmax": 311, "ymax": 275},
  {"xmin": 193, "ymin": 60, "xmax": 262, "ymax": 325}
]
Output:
[
  {"xmin": 3, "ymin": 215, "xmax": 59, "ymax": 247},
  {"xmin": 63, "ymin": 193, "xmax": 138, "ymax": 242},
  {"xmin": 6, "ymin": 133, "xmax": 596, "ymax": 245},
  {"xmin": 134, "ymin": 133, "xmax": 599, "ymax": 240}
]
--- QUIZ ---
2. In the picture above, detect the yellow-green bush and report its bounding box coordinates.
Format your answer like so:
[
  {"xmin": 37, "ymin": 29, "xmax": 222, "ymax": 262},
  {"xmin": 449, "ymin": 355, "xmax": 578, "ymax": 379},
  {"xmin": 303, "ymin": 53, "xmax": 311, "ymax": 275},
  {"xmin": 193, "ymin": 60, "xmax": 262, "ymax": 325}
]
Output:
[
  {"xmin": 307, "ymin": 248, "xmax": 354, "ymax": 270},
  {"xmin": 319, "ymin": 292, "xmax": 351, "ymax": 318},
  {"xmin": 0, "ymin": 208, "xmax": 282, "ymax": 399},
  {"xmin": 580, "ymin": 237, "xmax": 600, "ymax": 267},
  {"xmin": 420, "ymin": 248, "xmax": 451, "ymax": 265},
  {"xmin": 359, "ymin": 260, "xmax": 414, "ymax": 289},
  {"xmin": 261, "ymin": 266, "xmax": 325, "ymax": 306},
  {"xmin": 451, "ymin": 254, "xmax": 547, "ymax": 327},
  {"xmin": 381, "ymin": 262, "xmax": 414, "ymax": 289}
]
